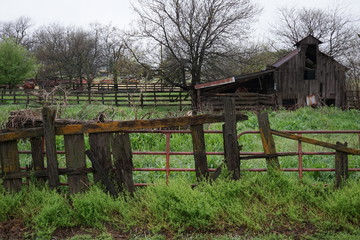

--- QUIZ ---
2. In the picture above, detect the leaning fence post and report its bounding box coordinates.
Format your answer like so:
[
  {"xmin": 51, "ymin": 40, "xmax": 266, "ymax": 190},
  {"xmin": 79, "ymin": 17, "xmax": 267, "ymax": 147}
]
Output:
[
  {"xmin": 191, "ymin": 124, "xmax": 209, "ymax": 181},
  {"xmin": 335, "ymin": 142, "xmax": 349, "ymax": 188},
  {"xmin": 222, "ymin": 98, "xmax": 240, "ymax": 180},
  {"xmin": 112, "ymin": 133, "xmax": 135, "ymax": 194},
  {"xmin": 42, "ymin": 107, "xmax": 59, "ymax": 189},
  {"xmin": 0, "ymin": 140, "xmax": 22, "ymax": 192},
  {"xmin": 257, "ymin": 112, "xmax": 280, "ymax": 171}
]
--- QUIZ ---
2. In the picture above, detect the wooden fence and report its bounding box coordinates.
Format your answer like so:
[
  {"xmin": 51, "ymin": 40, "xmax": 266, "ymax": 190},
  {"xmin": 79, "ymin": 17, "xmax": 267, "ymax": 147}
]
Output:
[
  {"xmin": 200, "ymin": 93, "xmax": 275, "ymax": 111},
  {"xmin": 0, "ymin": 99, "xmax": 246, "ymax": 194},
  {"xmin": 0, "ymin": 89, "xmax": 191, "ymax": 109},
  {"xmin": 0, "ymin": 100, "xmax": 358, "ymax": 194},
  {"xmin": 346, "ymin": 90, "xmax": 360, "ymax": 109}
]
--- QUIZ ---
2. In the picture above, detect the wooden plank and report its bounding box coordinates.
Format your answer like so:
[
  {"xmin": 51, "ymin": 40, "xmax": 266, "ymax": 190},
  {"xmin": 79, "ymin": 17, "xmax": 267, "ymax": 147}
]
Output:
[
  {"xmin": 0, "ymin": 128, "xmax": 43, "ymax": 142},
  {"xmin": 0, "ymin": 140, "xmax": 22, "ymax": 192},
  {"xmin": 335, "ymin": 142, "xmax": 348, "ymax": 188},
  {"xmin": 30, "ymin": 137, "xmax": 46, "ymax": 182},
  {"xmin": 89, "ymin": 133, "xmax": 113, "ymax": 183},
  {"xmin": 190, "ymin": 124, "xmax": 209, "ymax": 181},
  {"xmin": 271, "ymin": 130, "xmax": 360, "ymax": 155},
  {"xmin": 42, "ymin": 107, "xmax": 59, "ymax": 189},
  {"xmin": 85, "ymin": 150, "xmax": 118, "ymax": 197},
  {"xmin": 111, "ymin": 133, "xmax": 135, "ymax": 194},
  {"xmin": 257, "ymin": 112, "xmax": 280, "ymax": 170},
  {"xmin": 64, "ymin": 134, "xmax": 89, "ymax": 194},
  {"xmin": 222, "ymin": 98, "xmax": 241, "ymax": 180},
  {"xmin": 56, "ymin": 114, "xmax": 248, "ymax": 135}
]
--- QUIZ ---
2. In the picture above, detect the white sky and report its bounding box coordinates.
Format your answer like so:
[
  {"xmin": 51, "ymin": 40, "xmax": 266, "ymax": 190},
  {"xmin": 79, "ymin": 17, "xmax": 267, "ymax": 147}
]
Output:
[{"xmin": 0, "ymin": 0, "xmax": 359, "ymax": 38}]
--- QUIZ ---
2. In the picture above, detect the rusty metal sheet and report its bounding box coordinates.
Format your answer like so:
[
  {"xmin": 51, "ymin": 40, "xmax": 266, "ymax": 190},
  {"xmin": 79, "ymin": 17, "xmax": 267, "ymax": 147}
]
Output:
[{"xmin": 194, "ymin": 77, "xmax": 235, "ymax": 90}]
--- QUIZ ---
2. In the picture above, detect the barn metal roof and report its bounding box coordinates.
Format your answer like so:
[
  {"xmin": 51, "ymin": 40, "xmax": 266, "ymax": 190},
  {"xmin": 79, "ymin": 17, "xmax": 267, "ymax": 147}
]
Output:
[
  {"xmin": 270, "ymin": 49, "xmax": 299, "ymax": 68},
  {"xmin": 194, "ymin": 70, "xmax": 273, "ymax": 90},
  {"xmin": 195, "ymin": 77, "xmax": 235, "ymax": 89}
]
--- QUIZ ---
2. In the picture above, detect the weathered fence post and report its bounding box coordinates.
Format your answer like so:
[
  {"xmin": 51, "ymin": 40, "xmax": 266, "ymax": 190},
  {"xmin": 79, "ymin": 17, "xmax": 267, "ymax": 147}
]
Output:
[
  {"xmin": 335, "ymin": 142, "xmax": 349, "ymax": 188},
  {"xmin": 257, "ymin": 112, "xmax": 280, "ymax": 171},
  {"xmin": 85, "ymin": 150, "xmax": 118, "ymax": 197},
  {"xmin": 0, "ymin": 140, "xmax": 22, "ymax": 192},
  {"xmin": 64, "ymin": 134, "xmax": 89, "ymax": 194},
  {"xmin": 140, "ymin": 92, "xmax": 144, "ymax": 108},
  {"xmin": 222, "ymin": 98, "xmax": 240, "ymax": 180},
  {"xmin": 115, "ymin": 91, "xmax": 119, "ymax": 106},
  {"xmin": 191, "ymin": 124, "xmax": 209, "ymax": 181},
  {"xmin": 179, "ymin": 91, "xmax": 182, "ymax": 111},
  {"xmin": 112, "ymin": 133, "xmax": 135, "ymax": 194},
  {"xmin": 42, "ymin": 107, "xmax": 59, "ymax": 189},
  {"xmin": 89, "ymin": 133, "xmax": 113, "ymax": 183},
  {"xmin": 30, "ymin": 137, "xmax": 46, "ymax": 182}
]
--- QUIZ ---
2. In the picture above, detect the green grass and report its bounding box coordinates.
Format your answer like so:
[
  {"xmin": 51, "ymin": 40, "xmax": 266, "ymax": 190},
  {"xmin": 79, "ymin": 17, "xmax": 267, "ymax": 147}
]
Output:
[
  {"xmin": 0, "ymin": 174, "xmax": 359, "ymax": 239},
  {"xmin": 0, "ymin": 105, "xmax": 360, "ymax": 238}
]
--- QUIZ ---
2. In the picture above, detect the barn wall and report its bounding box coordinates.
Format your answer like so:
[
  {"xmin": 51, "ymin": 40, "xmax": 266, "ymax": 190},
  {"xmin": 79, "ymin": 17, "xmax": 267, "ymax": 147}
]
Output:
[{"xmin": 275, "ymin": 45, "xmax": 346, "ymax": 107}]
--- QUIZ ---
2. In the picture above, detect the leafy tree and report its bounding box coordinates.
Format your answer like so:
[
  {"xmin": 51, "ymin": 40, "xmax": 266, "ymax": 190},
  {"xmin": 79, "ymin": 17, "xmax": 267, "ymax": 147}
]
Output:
[
  {"xmin": 132, "ymin": 0, "xmax": 261, "ymax": 108},
  {"xmin": 0, "ymin": 38, "xmax": 37, "ymax": 88}
]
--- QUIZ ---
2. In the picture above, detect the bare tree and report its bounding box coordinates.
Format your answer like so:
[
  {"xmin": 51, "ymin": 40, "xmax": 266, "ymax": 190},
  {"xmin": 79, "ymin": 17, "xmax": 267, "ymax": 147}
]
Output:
[
  {"xmin": 34, "ymin": 25, "xmax": 103, "ymax": 88},
  {"xmin": 270, "ymin": 5, "xmax": 359, "ymax": 58},
  {"xmin": 92, "ymin": 23, "xmax": 127, "ymax": 87},
  {"xmin": 0, "ymin": 16, "xmax": 34, "ymax": 49},
  {"xmin": 132, "ymin": 0, "xmax": 261, "ymax": 107}
]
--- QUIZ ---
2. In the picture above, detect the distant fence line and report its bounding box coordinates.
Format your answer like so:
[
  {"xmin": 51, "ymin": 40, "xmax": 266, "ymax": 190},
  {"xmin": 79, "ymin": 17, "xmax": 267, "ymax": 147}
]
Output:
[{"xmin": 0, "ymin": 88, "xmax": 192, "ymax": 110}]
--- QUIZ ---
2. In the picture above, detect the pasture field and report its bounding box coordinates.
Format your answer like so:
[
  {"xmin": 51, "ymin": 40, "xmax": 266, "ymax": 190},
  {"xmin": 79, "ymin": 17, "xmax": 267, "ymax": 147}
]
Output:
[{"xmin": 0, "ymin": 104, "xmax": 360, "ymax": 239}]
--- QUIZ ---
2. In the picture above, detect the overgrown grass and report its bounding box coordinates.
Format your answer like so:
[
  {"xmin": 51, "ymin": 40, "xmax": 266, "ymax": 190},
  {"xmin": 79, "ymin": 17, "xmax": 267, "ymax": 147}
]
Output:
[
  {"xmin": 0, "ymin": 173, "xmax": 359, "ymax": 239},
  {"xmin": 0, "ymin": 105, "xmax": 360, "ymax": 238}
]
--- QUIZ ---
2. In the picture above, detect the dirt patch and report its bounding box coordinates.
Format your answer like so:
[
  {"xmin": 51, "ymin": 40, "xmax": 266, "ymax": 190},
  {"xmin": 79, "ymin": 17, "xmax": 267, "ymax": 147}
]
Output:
[
  {"xmin": 0, "ymin": 219, "xmax": 28, "ymax": 240},
  {"xmin": 52, "ymin": 225, "xmax": 129, "ymax": 240}
]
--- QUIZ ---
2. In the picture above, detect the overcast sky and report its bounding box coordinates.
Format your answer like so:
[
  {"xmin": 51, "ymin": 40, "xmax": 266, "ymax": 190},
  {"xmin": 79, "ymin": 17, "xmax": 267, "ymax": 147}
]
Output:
[{"xmin": 0, "ymin": 0, "xmax": 359, "ymax": 39}]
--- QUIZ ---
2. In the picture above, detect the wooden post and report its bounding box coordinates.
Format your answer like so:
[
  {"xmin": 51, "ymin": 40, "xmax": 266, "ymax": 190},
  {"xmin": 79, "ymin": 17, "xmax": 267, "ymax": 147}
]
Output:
[
  {"xmin": 222, "ymin": 98, "xmax": 240, "ymax": 180},
  {"xmin": 64, "ymin": 134, "xmax": 89, "ymax": 194},
  {"xmin": 42, "ymin": 107, "xmax": 59, "ymax": 189},
  {"xmin": 26, "ymin": 91, "xmax": 30, "ymax": 106},
  {"xmin": 30, "ymin": 137, "xmax": 46, "ymax": 182},
  {"xmin": 179, "ymin": 92, "xmax": 182, "ymax": 111},
  {"xmin": 191, "ymin": 124, "xmax": 209, "ymax": 181},
  {"xmin": 0, "ymin": 141, "xmax": 22, "ymax": 192},
  {"xmin": 335, "ymin": 142, "xmax": 349, "ymax": 188},
  {"xmin": 85, "ymin": 150, "xmax": 118, "ymax": 197},
  {"xmin": 140, "ymin": 92, "xmax": 144, "ymax": 108},
  {"xmin": 89, "ymin": 133, "xmax": 113, "ymax": 183},
  {"xmin": 111, "ymin": 133, "xmax": 135, "ymax": 194},
  {"xmin": 257, "ymin": 112, "xmax": 280, "ymax": 171},
  {"xmin": 115, "ymin": 92, "xmax": 118, "ymax": 106}
]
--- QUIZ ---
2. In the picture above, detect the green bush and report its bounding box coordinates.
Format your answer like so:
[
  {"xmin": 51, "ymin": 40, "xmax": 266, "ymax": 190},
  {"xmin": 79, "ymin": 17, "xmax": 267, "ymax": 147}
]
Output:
[
  {"xmin": 71, "ymin": 186, "xmax": 121, "ymax": 228},
  {"xmin": 324, "ymin": 179, "xmax": 360, "ymax": 224},
  {"xmin": 132, "ymin": 179, "xmax": 219, "ymax": 233},
  {"xmin": 20, "ymin": 185, "xmax": 73, "ymax": 239}
]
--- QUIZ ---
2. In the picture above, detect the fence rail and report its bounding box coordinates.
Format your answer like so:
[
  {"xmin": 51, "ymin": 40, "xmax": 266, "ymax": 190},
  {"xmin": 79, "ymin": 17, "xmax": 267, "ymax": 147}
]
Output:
[
  {"xmin": 346, "ymin": 90, "xmax": 360, "ymax": 109},
  {"xmin": 201, "ymin": 93, "xmax": 275, "ymax": 111},
  {"xmin": 0, "ymin": 89, "xmax": 191, "ymax": 109},
  {"xmin": 0, "ymin": 105, "xmax": 359, "ymax": 194}
]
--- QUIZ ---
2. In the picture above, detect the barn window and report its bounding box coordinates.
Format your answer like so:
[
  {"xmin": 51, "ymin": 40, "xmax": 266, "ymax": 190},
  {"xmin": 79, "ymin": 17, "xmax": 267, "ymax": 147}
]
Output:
[{"xmin": 304, "ymin": 45, "xmax": 317, "ymax": 80}]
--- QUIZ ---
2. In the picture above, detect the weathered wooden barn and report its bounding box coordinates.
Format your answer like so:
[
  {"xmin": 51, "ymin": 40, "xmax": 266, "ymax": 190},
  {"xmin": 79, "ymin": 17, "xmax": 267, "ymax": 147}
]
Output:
[{"xmin": 195, "ymin": 35, "xmax": 348, "ymax": 110}]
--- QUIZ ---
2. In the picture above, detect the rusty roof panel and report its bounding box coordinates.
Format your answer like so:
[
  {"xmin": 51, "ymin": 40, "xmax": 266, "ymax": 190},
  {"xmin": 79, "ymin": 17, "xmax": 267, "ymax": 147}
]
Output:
[
  {"xmin": 195, "ymin": 77, "xmax": 235, "ymax": 89},
  {"xmin": 271, "ymin": 49, "xmax": 298, "ymax": 68}
]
